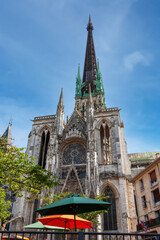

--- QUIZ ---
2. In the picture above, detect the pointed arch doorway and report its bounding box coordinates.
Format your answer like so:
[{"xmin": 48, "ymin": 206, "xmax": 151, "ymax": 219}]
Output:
[{"xmin": 103, "ymin": 186, "xmax": 117, "ymax": 230}]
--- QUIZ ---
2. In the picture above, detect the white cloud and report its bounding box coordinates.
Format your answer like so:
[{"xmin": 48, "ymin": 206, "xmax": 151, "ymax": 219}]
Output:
[{"xmin": 124, "ymin": 51, "xmax": 151, "ymax": 71}]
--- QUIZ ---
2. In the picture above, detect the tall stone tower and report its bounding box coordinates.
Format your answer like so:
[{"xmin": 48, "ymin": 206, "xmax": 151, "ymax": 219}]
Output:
[{"xmin": 12, "ymin": 17, "xmax": 137, "ymax": 233}]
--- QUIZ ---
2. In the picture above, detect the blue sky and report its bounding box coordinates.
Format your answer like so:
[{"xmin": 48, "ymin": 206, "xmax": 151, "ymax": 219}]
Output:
[{"xmin": 0, "ymin": 0, "xmax": 160, "ymax": 153}]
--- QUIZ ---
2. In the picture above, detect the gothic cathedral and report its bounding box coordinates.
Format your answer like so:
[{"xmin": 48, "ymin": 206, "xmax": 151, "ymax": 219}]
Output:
[{"xmin": 12, "ymin": 17, "xmax": 137, "ymax": 233}]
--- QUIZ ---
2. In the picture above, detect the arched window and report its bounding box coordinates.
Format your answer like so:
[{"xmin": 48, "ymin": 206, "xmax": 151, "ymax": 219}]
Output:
[
  {"xmin": 104, "ymin": 187, "xmax": 117, "ymax": 230},
  {"xmin": 100, "ymin": 122, "xmax": 111, "ymax": 164},
  {"xmin": 32, "ymin": 198, "xmax": 39, "ymax": 223},
  {"xmin": 38, "ymin": 130, "xmax": 50, "ymax": 169}
]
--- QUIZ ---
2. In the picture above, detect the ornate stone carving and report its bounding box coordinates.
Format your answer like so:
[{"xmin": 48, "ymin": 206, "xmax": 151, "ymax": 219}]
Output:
[{"xmin": 99, "ymin": 171, "xmax": 118, "ymax": 179}]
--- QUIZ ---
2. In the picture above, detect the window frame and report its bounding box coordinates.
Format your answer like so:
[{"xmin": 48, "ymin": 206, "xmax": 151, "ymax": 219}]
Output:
[
  {"xmin": 151, "ymin": 188, "xmax": 160, "ymax": 206},
  {"xmin": 103, "ymin": 187, "xmax": 117, "ymax": 231},
  {"xmin": 139, "ymin": 178, "xmax": 144, "ymax": 191},
  {"xmin": 149, "ymin": 169, "xmax": 158, "ymax": 187},
  {"xmin": 141, "ymin": 195, "xmax": 147, "ymax": 209}
]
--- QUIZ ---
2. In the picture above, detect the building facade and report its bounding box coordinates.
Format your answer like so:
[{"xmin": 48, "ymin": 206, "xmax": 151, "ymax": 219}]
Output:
[
  {"xmin": 132, "ymin": 157, "xmax": 160, "ymax": 233},
  {"xmin": 11, "ymin": 18, "xmax": 156, "ymax": 233}
]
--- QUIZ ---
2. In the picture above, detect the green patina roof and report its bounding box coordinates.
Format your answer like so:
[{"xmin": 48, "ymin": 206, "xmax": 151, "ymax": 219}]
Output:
[
  {"xmin": 129, "ymin": 151, "xmax": 160, "ymax": 162},
  {"xmin": 75, "ymin": 61, "xmax": 106, "ymax": 105}
]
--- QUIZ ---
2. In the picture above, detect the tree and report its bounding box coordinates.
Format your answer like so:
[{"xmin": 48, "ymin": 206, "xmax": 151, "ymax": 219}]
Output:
[
  {"xmin": 0, "ymin": 187, "xmax": 11, "ymax": 227},
  {"xmin": 0, "ymin": 138, "xmax": 59, "ymax": 229}
]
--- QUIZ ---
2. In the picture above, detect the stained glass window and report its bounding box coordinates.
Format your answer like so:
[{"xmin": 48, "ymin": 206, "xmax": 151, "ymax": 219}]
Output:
[
  {"xmin": 63, "ymin": 143, "xmax": 86, "ymax": 165},
  {"xmin": 77, "ymin": 169, "xmax": 86, "ymax": 178}
]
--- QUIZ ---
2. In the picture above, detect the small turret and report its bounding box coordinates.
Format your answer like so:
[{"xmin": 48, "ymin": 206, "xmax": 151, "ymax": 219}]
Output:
[
  {"xmin": 95, "ymin": 59, "xmax": 106, "ymax": 107},
  {"xmin": 56, "ymin": 89, "xmax": 64, "ymax": 135},
  {"xmin": 75, "ymin": 64, "xmax": 82, "ymax": 98},
  {"xmin": 1, "ymin": 122, "xmax": 12, "ymax": 145}
]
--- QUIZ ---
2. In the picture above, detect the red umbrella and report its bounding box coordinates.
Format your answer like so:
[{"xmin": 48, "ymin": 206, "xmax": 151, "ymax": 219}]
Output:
[{"xmin": 37, "ymin": 214, "xmax": 92, "ymax": 230}]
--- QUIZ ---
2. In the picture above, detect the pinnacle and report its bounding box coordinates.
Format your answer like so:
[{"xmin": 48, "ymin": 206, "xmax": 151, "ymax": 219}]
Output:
[
  {"xmin": 87, "ymin": 15, "xmax": 93, "ymax": 31},
  {"xmin": 57, "ymin": 88, "xmax": 64, "ymax": 110}
]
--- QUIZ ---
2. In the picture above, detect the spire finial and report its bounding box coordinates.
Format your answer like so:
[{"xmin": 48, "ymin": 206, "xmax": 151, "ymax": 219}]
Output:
[
  {"xmin": 9, "ymin": 118, "xmax": 13, "ymax": 126},
  {"xmin": 57, "ymin": 88, "xmax": 64, "ymax": 110},
  {"xmin": 97, "ymin": 58, "xmax": 99, "ymax": 69},
  {"xmin": 60, "ymin": 88, "xmax": 63, "ymax": 104},
  {"xmin": 78, "ymin": 63, "xmax": 80, "ymax": 77},
  {"xmin": 87, "ymin": 15, "xmax": 93, "ymax": 31}
]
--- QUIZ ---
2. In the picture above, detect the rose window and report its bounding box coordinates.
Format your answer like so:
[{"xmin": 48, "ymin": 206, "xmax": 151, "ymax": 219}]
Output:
[{"xmin": 62, "ymin": 143, "xmax": 86, "ymax": 165}]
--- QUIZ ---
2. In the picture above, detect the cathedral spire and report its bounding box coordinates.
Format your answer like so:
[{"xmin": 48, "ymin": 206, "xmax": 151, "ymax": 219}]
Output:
[
  {"xmin": 56, "ymin": 88, "xmax": 64, "ymax": 135},
  {"xmin": 82, "ymin": 16, "xmax": 97, "ymax": 96},
  {"xmin": 1, "ymin": 122, "xmax": 12, "ymax": 145}
]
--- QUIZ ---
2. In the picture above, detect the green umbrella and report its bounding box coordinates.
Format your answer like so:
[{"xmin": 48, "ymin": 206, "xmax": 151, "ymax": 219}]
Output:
[
  {"xmin": 23, "ymin": 221, "xmax": 66, "ymax": 230},
  {"xmin": 36, "ymin": 194, "xmax": 111, "ymax": 231}
]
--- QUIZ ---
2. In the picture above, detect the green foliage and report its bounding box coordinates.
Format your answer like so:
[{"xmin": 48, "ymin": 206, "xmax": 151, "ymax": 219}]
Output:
[
  {"xmin": 0, "ymin": 188, "xmax": 11, "ymax": 223},
  {"xmin": 0, "ymin": 138, "xmax": 59, "ymax": 227},
  {"xmin": 0, "ymin": 139, "xmax": 58, "ymax": 195}
]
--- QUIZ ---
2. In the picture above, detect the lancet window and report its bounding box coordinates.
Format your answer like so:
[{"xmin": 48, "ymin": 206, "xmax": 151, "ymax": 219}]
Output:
[
  {"xmin": 38, "ymin": 130, "xmax": 50, "ymax": 169},
  {"xmin": 32, "ymin": 198, "xmax": 39, "ymax": 223},
  {"xmin": 103, "ymin": 187, "xmax": 117, "ymax": 230},
  {"xmin": 100, "ymin": 122, "xmax": 111, "ymax": 164}
]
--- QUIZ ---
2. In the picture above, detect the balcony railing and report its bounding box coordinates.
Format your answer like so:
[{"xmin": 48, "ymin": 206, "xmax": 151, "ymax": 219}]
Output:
[{"xmin": 137, "ymin": 216, "xmax": 160, "ymax": 231}]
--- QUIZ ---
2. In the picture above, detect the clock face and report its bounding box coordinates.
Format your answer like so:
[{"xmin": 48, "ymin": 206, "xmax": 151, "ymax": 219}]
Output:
[{"xmin": 63, "ymin": 143, "xmax": 86, "ymax": 165}]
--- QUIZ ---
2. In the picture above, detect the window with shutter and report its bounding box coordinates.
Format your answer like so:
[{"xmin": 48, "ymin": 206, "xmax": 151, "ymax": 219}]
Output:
[
  {"xmin": 152, "ymin": 188, "xmax": 160, "ymax": 206},
  {"xmin": 149, "ymin": 170, "xmax": 157, "ymax": 187}
]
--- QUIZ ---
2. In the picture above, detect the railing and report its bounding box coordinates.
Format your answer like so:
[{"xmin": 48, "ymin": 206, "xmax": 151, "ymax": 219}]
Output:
[
  {"xmin": 0, "ymin": 231, "xmax": 160, "ymax": 240},
  {"xmin": 106, "ymin": 107, "xmax": 119, "ymax": 112},
  {"xmin": 34, "ymin": 115, "xmax": 56, "ymax": 121},
  {"xmin": 137, "ymin": 217, "xmax": 160, "ymax": 231}
]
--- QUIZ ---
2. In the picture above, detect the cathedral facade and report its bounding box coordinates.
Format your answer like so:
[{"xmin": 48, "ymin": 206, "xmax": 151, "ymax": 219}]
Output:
[{"xmin": 12, "ymin": 18, "xmax": 137, "ymax": 232}]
